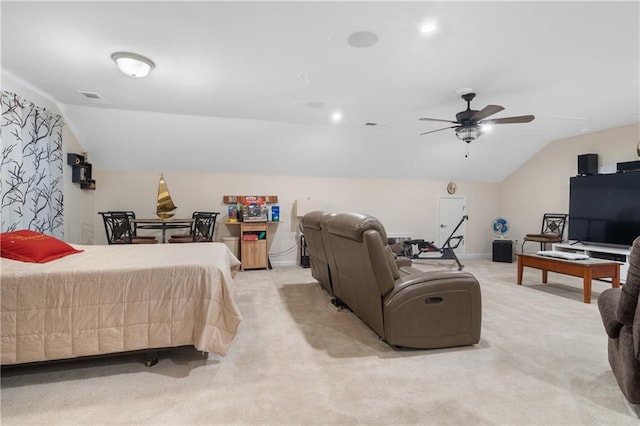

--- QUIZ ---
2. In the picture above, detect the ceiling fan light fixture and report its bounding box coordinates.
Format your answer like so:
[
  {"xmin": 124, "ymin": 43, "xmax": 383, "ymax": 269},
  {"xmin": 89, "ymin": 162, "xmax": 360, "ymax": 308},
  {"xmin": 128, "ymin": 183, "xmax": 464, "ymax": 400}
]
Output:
[
  {"xmin": 111, "ymin": 52, "xmax": 155, "ymax": 78},
  {"xmin": 480, "ymin": 123, "xmax": 493, "ymax": 133},
  {"xmin": 455, "ymin": 125, "xmax": 482, "ymax": 143}
]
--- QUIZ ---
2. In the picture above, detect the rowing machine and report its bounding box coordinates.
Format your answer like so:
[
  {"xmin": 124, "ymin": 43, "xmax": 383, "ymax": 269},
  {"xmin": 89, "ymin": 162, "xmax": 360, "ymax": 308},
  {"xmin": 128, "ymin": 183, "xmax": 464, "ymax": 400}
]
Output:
[{"xmin": 403, "ymin": 215, "xmax": 469, "ymax": 271}]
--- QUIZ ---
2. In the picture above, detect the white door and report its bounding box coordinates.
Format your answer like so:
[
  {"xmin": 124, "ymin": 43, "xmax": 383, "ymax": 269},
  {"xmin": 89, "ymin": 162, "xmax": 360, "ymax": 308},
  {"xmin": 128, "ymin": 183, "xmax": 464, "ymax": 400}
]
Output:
[{"xmin": 438, "ymin": 196, "xmax": 467, "ymax": 254}]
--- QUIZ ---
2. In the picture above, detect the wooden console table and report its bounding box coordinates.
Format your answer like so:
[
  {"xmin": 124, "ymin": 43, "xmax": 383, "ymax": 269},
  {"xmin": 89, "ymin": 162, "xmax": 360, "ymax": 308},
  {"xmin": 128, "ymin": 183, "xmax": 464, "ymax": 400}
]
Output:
[
  {"xmin": 225, "ymin": 221, "xmax": 280, "ymax": 270},
  {"xmin": 516, "ymin": 254, "xmax": 621, "ymax": 303}
]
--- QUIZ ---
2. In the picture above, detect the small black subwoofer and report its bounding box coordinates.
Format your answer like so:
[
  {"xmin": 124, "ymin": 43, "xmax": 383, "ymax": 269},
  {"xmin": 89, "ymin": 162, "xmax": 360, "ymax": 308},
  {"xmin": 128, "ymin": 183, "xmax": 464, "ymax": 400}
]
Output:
[
  {"xmin": 578, "ymin": 154, "xmax": 598, "ymax": 175},
  {"xmin": 492, "ymin": 239, "xmax": 513, "ymax": 263}
]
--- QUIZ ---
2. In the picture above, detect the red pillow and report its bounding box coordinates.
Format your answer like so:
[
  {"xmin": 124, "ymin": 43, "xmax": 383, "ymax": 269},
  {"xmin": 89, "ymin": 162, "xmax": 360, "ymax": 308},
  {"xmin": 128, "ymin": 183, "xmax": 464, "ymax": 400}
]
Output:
[{"xmin": 0, "ymin": 230, "xmax": 83, "ymax": 263}]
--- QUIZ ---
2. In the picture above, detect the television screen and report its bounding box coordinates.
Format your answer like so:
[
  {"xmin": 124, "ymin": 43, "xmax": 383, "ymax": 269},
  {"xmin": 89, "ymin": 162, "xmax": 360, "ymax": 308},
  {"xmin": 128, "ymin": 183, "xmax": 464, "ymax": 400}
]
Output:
[{"xmin": 568, "ymin": 171, "xmax": 640, "ymax": 247}]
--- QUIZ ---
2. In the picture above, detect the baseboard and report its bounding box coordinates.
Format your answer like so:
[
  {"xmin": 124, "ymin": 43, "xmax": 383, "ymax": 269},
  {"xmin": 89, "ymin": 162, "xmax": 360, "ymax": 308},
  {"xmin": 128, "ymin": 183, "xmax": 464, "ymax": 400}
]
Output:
[
  {"xmin": 269, "ymin": 255, "xmax": 492, "ymax": 268},
  {"xmin": 458, "ymin": 253, "xmax": 492, "ymax": 259},
  {"xmin": 270, "ymin": 260, "xmax": 298, "ymax": 267}
]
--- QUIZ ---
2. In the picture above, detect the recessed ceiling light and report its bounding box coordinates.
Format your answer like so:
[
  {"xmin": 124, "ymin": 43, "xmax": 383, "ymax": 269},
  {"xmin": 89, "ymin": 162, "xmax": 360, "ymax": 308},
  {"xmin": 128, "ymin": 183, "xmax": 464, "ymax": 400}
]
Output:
[
  {"xmin": 111, "ymin": 52, "xmax": 155, "ymax": 78},
  {"xmin": 347, "ymin": 31, "xmax": 378, "ymax": 48},
  {"xmin": 331, "ymin": 111, "xmax": 343, "ymax": 123},
  {"xmin": 420, "ymin": 20, "xmax": 439, "ymax": 35}
]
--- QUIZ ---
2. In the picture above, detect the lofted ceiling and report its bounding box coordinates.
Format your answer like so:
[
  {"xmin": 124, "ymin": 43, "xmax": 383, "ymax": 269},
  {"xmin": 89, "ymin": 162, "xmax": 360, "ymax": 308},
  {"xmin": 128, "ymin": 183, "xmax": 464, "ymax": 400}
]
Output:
[{"xmin": 2, "ymin": 1, "xmax": 639, "ymax": 182}]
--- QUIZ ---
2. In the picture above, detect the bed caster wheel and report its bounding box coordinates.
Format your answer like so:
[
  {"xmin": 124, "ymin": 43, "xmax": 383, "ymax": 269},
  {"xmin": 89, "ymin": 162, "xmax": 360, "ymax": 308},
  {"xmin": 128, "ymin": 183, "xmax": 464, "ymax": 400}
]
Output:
[{"xmin": 145, "ymin": 357, "xmax": 158, "ymax": 367}]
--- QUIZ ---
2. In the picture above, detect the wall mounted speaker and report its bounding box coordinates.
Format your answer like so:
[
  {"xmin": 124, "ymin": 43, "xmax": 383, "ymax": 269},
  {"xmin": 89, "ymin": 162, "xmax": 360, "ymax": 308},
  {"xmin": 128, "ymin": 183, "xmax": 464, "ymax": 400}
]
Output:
[
  {"xmin": 617, "ymin": 160, "xmax": 640, "ymax": 173},
  {"xmin": 577, "ymin": 153, "xmax": 598, "ymax": 175}
]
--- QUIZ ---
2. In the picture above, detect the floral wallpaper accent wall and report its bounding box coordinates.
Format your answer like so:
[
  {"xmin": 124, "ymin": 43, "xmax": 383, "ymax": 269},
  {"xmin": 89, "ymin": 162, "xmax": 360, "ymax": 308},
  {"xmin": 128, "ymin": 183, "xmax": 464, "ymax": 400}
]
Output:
[{"xmin": 1, "ymin": 91, "xmax": 64, "ymax": 238}]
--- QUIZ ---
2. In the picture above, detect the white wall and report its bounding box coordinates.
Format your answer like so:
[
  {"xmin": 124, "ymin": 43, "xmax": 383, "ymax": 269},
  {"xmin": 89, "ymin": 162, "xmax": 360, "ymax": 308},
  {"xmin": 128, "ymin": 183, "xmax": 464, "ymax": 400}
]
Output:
[
  {"xmin": 1, "ymin": 71, "xmax": 94, "ymax": 244},
  {"xmin": 92, "ymin": 169, "xmax": 501, "ymax": 264},
  {"xmin": 91, "ymin": 123, "xmax": 639, "ymax": 263},
  {"xmin": 500, "ymin": 123, "xmax": 640, "ymax": 253}
]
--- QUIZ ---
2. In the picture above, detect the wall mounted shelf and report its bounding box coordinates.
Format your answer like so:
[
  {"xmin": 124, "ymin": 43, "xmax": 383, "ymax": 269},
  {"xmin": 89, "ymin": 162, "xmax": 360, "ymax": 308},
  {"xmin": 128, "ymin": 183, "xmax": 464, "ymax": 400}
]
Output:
[{"xmin": 67, "ymin": 153, "xmax": 96, "ymax": 190}]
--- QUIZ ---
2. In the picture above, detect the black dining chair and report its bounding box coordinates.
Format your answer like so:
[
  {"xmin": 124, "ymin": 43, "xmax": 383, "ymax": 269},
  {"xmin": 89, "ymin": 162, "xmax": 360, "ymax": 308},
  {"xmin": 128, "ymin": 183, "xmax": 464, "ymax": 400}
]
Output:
[
  {"xmin": 521, "ymin": 213, "xmax": 568, "ymax": 252},
  {"xmin": 169, "ymin": 211, "xmax": 199, "ymax": 240},
  {"xmin": 107, "ymin": 211, "xmax": 157, "ymax": 241},
  {"xmin": 99, "ymin": 212, "xmax": 158, "ymax": 244},
  {"xmin": 168, "ymin": 212, "xmax": 219, "ymax": 243}
]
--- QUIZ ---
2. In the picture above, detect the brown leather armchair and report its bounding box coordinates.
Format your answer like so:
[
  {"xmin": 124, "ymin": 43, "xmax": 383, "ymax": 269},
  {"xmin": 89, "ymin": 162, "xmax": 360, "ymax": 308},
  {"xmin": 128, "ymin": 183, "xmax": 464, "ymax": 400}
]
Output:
[
  {"xmin": 321, "ymin": 212, "xmax": 482, "ymax": 349},
  {"xmin": 300, "ymin": 211, "xmax": 333, "ymax": 294},
  {"xmin": 598, "ymin": 236, "xmax": 640, "ymax": 404}
]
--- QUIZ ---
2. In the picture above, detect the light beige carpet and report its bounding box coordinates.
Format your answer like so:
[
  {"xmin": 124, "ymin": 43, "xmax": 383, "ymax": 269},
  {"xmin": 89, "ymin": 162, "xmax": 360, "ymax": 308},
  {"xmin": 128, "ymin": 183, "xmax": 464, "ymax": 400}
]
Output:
[{"xmin": 1, "ymin": 258, "xmax": 639, "ymax": 425}]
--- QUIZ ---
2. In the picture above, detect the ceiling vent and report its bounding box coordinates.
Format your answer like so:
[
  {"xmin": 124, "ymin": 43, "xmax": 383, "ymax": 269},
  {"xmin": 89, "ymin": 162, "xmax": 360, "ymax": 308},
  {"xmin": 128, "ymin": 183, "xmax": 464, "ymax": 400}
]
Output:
[{"xmin": 79, "ymin": 91, "xmax": 104, "ymax": 101}]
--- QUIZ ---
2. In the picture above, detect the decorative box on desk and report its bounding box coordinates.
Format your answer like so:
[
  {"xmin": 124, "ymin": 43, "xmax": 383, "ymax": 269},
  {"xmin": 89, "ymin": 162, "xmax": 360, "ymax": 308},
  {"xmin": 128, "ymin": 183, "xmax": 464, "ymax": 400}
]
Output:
[
  {"xmin": 239, "ymin": 197, "xmax": 268, "ymax": 222},
  {"xmin": 493, "ymin": 239, "xmax": 513, "ymax": 263}
]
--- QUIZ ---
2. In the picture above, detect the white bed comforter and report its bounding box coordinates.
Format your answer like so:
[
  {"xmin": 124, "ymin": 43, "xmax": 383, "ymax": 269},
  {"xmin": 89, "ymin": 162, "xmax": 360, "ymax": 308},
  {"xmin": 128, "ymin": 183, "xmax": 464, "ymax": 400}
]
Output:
[{"xmin": 0, "ymin": 242, "xmax": 242, "ymax": 365}]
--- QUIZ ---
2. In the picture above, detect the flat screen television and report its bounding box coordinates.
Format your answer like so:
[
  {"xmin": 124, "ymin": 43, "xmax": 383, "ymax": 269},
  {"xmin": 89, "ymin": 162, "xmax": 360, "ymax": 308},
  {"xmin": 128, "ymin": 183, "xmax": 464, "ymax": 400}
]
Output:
[{"xmin": 568, "ymin": 171, "xmax": 640, "ymax": 247}]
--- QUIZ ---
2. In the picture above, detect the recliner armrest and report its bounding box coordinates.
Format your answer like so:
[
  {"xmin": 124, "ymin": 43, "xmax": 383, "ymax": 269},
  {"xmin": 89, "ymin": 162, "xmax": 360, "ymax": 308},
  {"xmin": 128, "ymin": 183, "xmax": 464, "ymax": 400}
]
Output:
[
  {"xmin": 598, "ymin": 288, "xmax": 623, "ymax": 338},
  {"xmin": 386, "ymin": 270, "xmax": 478, "ymax": 299},
  {"xmin": 382, "ymin": 269, "xmax": 482, "ymax": 349}
]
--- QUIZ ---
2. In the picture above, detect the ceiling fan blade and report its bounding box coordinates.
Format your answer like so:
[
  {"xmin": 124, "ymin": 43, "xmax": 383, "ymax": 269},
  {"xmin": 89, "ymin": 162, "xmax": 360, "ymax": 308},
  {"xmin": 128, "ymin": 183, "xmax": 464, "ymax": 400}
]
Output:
[
  {"xmin": 419, "ymin": 117, "xmax": 459, "ymax": 124},
  {"xmin": 482, "ymin": 115, "xmax": 535, "ymax": 125},
  {"xmin": 470, "ymin": 105, "xmax": 504, "ymax": 121},
  {"xmin": 420, "ymin": 125, "xmax": 457, "ymax": 136}
]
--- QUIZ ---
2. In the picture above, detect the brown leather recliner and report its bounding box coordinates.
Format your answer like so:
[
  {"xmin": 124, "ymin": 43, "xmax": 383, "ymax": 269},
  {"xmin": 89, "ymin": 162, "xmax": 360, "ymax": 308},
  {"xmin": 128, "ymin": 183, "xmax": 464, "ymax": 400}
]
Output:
[
  {"xmin": 322, "ymin": 212, "xmax": 482, "ymax": 349},
  {"xmin": 301, "ymin": 211, "xmax": 334, "ymax": 294},
  {"xmin": 598, "ymin": 236, "xmax": 640, "ymax": 404}
]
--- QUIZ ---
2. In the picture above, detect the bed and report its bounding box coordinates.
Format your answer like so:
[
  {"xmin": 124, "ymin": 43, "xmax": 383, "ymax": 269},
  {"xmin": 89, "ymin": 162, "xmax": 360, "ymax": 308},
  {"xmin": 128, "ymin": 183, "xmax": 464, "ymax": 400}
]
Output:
[{"xmin": 0, "ymin": 242, "xmax": 242, "ymax": 365}]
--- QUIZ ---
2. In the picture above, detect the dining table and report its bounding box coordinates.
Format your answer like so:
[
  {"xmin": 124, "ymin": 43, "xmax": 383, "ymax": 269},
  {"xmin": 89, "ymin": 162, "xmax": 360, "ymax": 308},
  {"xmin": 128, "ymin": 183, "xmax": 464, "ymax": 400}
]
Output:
[{"xmin": 132, "ymin": 217, "xmax": 194, "ymax": 243}]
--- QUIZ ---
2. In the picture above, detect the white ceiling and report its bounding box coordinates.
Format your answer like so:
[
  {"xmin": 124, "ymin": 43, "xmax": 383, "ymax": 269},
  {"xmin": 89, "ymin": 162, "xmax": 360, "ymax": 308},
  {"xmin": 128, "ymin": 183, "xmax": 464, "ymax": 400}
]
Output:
[{"xmin": 2, "ymin": 1, "xmax": 639, "ymax": 182}]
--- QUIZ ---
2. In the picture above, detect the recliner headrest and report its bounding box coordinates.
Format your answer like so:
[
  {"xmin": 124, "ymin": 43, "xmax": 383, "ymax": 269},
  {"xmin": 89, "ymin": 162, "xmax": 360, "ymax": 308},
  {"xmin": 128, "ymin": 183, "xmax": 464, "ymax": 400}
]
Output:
[
  {"xmin": 301, "ymin": 211, "xmax": 328, "ymax": 231},
  {"xmin": 326, "ymin": 212, "xmax": 387, "ymax": 242}
]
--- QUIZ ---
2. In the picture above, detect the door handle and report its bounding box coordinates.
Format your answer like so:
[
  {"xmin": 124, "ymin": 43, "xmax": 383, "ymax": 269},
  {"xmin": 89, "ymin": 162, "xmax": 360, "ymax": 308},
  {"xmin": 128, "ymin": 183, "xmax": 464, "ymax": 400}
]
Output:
[{"xmin": 440, "ymin": 224, "xmax": 447, "ymax": 228}]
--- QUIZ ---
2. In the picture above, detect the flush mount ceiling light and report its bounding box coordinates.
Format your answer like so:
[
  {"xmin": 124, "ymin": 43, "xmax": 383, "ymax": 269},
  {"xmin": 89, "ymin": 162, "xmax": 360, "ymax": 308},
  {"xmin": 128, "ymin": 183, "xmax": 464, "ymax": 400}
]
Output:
[{"xmin": 111, "ymin": 52, "xmax": 155, "ymax": 78}]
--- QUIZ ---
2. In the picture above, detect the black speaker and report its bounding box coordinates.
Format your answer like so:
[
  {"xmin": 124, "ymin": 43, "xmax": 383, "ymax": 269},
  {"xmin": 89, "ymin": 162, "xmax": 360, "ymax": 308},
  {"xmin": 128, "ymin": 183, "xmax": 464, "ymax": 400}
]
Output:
[
  {"xmin": 492, "ymin": 239, "xmax": 513, "ymax": 263},
  {"xmin": 577, "ymin": 154, "xmax": 598, "ymax": 175},
  {"xmin": 617, "ymin": 160, "xmax": 640, "ymax": 173},
  {"xmin": 300, "ymin": 234, "xmax": 310, "ymax": 268}
]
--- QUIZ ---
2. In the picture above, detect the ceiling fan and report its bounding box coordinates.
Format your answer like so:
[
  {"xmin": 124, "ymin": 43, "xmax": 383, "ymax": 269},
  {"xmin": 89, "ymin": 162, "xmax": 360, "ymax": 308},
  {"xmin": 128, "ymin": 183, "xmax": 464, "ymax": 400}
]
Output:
[{"xmin": 419, "ymin": 92, "xmax": 535, "ymax": 145}]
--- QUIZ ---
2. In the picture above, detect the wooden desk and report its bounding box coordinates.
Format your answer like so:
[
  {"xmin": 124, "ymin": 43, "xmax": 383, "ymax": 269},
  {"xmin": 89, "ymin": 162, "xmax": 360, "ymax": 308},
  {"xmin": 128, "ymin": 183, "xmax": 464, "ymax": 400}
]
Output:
[
  {"xmin": 225, "ymin": 221, "xmax": 279, "ymax": 270},
  {"xmin": 517, "ymin": 254, "xmax": 621, "ymax": 303},
  {"xmin": 132, "ymin": 218, "xmax": 194, "ymax": 243}
]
